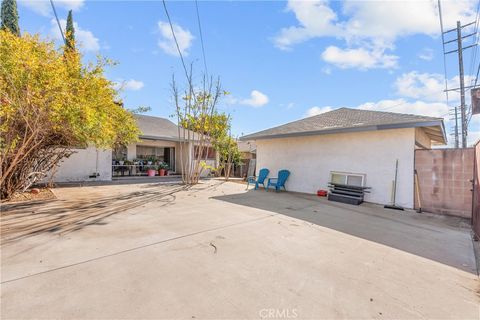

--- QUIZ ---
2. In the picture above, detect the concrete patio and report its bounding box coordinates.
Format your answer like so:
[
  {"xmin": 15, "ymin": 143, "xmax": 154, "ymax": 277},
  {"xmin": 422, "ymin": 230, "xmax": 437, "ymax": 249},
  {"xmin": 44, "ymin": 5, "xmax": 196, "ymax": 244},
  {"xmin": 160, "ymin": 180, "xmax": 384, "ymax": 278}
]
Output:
[{"xmin": 1, "ymin": 180, "xmax": 479, "ymax": 319}]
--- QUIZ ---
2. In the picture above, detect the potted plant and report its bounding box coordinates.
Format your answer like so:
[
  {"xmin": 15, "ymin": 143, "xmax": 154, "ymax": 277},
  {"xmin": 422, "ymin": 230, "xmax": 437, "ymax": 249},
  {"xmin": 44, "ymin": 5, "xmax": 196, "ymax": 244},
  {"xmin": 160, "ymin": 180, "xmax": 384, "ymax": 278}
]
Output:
[
  {"xmin": 146, "ymin": 165, "xmax": 157, "ymax": 177},
  {"xmin": 158, "ymin": 162, "xmax": 169, "ymax": 176},
  {"xmin": 147, "ymin": 155, "xmax": 156, "ymax": 165}
]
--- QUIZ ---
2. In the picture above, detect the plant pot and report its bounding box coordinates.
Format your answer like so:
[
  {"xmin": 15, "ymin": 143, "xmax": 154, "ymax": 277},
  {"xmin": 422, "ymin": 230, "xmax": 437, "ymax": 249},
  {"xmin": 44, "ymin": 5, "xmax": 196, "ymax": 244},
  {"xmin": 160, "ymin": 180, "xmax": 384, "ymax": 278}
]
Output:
[
  {"xmin": 159, "ymin": 169, "xmax": 166, "ymax": 176},
  {"xmin": 119, "ymin": 161, "xmax": 124, "ymax": 165},
  {"xmin": 147, "ymin": 169, "xmax": 156, "ymax": 177}
]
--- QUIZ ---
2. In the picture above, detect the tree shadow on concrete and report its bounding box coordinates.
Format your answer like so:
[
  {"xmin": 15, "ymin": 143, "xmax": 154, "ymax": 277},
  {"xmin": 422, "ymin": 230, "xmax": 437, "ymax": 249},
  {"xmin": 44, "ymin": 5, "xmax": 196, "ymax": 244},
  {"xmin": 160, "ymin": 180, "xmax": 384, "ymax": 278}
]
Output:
[
  {"xmin": 1, "ymin": 183, "xmax": 188, "ymax": 245},
  {"xmin": 211, "ymin": 189, "xmax": 477, "ymax": 274}
]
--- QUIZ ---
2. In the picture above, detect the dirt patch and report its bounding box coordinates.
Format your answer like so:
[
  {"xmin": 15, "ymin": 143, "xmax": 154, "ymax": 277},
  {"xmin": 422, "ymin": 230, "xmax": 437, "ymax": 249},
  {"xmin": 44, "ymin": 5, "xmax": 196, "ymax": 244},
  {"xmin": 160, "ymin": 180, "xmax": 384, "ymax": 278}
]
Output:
[{"xmin": 2, "ymin": 188, "xmax": 56, "ymax": 204}]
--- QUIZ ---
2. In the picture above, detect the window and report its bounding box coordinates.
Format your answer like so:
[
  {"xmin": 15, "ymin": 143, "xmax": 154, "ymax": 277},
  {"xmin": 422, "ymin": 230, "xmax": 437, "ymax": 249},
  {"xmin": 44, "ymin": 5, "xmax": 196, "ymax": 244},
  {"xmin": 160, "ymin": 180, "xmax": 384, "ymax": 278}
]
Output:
[
  {"xmin": 194, "ymin": 146, "xmax": 216, "ymax": 160},
  {"xmin": 136, "ymin": 146, "xmax": 165, "ymax": 161},
  {"xmin": 330, "ymin": 171, "xmax": 365, "ymax": 187}
]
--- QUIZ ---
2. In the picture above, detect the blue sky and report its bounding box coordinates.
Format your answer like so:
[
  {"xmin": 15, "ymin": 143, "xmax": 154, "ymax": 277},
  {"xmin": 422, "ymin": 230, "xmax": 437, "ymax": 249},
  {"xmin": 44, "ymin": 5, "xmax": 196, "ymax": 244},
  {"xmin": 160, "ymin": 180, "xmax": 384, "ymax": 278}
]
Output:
[{"xmin": 17, "ymin": 0, "xmax": 480, "ymax": 145}]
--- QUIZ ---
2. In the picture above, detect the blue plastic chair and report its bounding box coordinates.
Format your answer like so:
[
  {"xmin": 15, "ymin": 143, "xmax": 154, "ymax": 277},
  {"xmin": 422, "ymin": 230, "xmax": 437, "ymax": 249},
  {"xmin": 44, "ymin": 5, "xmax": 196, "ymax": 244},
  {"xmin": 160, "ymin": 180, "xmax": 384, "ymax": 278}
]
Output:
[
  {"xmin": 266, "ymin": 170, "xmax": 290, "ymax": 192},
  {"xmin": 247, "ymin": 168, "xmax": 269, "ymax": 190}
]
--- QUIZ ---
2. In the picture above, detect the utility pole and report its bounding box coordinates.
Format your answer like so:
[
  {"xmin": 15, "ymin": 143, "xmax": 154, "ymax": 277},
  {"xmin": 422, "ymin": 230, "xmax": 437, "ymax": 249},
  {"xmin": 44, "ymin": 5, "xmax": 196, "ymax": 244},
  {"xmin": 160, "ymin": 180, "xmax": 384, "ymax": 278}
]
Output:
[
  {"xmin": 454, "ymin": 107, "xmax": 459, "ymax": 148},
  {"xmin": 456, "ymin": 21, "xmax": 467, "ymax": 148},
  {"xmin": 443, "ymin": 20, "xmax": 476, "ymax": 148}
]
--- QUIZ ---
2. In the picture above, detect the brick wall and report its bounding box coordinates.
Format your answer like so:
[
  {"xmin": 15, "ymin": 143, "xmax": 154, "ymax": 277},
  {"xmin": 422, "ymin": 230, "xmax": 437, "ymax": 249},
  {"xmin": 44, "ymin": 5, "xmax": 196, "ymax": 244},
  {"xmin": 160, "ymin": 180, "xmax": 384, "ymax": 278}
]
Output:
[{"xmin": 415, "ymin": 148, "xmax": 474, "ymax": 218}]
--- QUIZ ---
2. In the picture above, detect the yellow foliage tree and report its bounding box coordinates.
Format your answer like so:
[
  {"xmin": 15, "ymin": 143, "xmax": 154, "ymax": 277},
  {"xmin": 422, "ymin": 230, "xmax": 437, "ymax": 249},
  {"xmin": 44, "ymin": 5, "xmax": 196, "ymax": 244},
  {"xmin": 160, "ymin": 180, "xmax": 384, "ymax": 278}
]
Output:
[{"xmin": 0, "ymin": 30, "xmax": 140, "ymax": 199}]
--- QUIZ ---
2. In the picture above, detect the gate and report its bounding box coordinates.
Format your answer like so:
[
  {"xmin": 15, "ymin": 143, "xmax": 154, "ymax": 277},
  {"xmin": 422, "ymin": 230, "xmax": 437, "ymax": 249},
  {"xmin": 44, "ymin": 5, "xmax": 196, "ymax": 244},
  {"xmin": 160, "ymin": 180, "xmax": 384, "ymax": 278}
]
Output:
[{"xmin": 473, "ymin": 141, "xmax": 480, "ymax": 239}]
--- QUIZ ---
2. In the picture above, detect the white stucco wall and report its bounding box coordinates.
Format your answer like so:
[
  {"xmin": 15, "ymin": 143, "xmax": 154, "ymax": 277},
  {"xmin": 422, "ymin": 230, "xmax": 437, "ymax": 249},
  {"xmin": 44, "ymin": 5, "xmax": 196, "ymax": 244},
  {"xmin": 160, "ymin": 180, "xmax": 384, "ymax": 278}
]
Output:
[
  {"xmin": 255, "ymin": 128, "xmax": 416, "ymax": 208},
  {"xmin": 53, "ymin": 147, "xmax": 112, "ymax": 182}
]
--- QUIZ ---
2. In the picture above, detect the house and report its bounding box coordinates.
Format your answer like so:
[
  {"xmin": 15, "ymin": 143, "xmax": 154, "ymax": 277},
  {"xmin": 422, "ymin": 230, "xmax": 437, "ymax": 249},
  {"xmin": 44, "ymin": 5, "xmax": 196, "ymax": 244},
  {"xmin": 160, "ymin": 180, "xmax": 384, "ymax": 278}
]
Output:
[
  {"xmin": 234, "ymin": 141, "xmax": 257, "ymax": 178},
  {"xmin": 240, "ymin": 108, "xmax": 446, "ymax": 208},
  {"xmin": 53, "ymin": 114, "xmax": 217, "ymax": 182},
  {"xmin": 237, "ymin": 141, "xmax": 256, "ymax": 160}
]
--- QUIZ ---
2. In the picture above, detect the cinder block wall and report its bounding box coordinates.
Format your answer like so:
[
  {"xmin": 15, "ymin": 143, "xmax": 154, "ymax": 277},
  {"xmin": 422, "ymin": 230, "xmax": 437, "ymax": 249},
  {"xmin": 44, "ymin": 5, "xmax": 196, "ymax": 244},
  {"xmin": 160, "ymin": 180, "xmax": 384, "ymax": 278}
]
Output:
[{"xmin": 415, "ymin": 149, "xmax": 474, "ymax": 218}]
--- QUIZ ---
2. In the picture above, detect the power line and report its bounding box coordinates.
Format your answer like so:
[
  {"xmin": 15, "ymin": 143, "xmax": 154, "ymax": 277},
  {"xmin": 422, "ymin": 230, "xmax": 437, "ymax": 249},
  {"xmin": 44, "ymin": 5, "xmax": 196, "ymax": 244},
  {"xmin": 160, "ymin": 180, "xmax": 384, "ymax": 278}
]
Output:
[
  {"xmin": 468, "ymin": 0, "xmax": 480, "ymax": 86},
  {"xmin": 161, "ymin": 0, "xmax": 189, "ymax": 82},
  {"xmin": 473, "ymin": 0, "xmax": 480, "ymax": 88},
  {"xmin": 195, "ymin": 0, "xmax": 208, "ymax": 77},
  {"xmin": 50, "ymin": 0, "xmax": 65, "ymax": 45},
  {"xmin": 439, "ymin": 0, "xmax": 477, "ymax": 147},
  {"xmin": 467, "ymin": 1, "xmax": 480, "ymax": 128},
  {"xmin": 438, "ymin": 0, "xmax": 457, "ymax": 147},
  {"xmin": 380, "ymin": 101, "xmax": 410, "ymax": 112},
  {"xmin": 437, "ymin": 0, "xmax": 451, "ymax": 109}
]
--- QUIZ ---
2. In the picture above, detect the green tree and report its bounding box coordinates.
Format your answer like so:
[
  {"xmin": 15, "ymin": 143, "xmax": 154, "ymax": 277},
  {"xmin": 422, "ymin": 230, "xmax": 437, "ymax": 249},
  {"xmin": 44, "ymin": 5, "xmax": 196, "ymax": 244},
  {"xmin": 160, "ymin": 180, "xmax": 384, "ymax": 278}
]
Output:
[
  {"xmin": 172, "ymin": 74, "xmax": 228, "ymax": 184},
  {"xmin": 0, "ymin": 30, "xmax": 140, "ymax": 199},
  {"xmin": 215, "ymin": 135, "xmax": 241, "ymax": 180},
  {"xmin": 65, "ymin": 10, "xmax": 75, "ymax": 51},
  {"xmin": 0, "ymin": 0, "xmax": 20, "ymax": 36}
]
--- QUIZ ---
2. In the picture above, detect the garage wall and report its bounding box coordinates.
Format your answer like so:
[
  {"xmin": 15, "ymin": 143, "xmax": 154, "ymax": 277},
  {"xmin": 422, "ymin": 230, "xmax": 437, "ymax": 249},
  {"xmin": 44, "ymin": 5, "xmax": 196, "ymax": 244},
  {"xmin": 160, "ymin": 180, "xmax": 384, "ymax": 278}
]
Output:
[
  {"xmin": 255, "ymin": 128, "xmax": 416, "ymax": 208},
  {"xmin": 53, "ymin": 147, "xmax": 112, "ymax": 182}
]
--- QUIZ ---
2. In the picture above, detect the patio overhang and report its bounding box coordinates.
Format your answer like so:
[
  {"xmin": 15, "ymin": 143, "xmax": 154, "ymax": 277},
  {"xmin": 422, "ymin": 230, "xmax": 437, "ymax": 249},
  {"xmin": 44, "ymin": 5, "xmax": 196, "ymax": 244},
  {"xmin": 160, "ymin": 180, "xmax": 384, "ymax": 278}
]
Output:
[{"xmin": 139, "ymin": 135, "xmax": 182, "ymax": 142}]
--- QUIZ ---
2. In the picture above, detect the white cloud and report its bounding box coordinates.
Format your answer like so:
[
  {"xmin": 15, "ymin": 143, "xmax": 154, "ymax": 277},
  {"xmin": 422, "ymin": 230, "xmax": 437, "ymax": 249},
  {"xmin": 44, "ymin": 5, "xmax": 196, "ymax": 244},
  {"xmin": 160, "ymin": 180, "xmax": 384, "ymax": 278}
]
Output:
[
  {"xmin": 394, "ymin": 71, "xmax": 475, "ymax": 102},
  {"xmin": 418, "ymin": 48, "xmax": 434, "ymax": 61},
  {"xmin": 114, "ymin": 79, "xmax": 144, "ymax": 91},
  {"xmin": 357, "ymin": 99, "xmax": 449, "ymax": 119},
  {"xmin": 321, "ymin": 67, "xmax": 332, "ymax": 75},
  {"xmin": 286, "ymin": 102, "xmax": 295, "ymax": 109},
  {"xmin": 50, "ymin": 19, "xmax": 100, "ymax": 52},
  {"xmin": 19, "ymin": 0, "xmax": 84, "ymax": 16},
  {"xmin": 321, "ymin": 46, "xmax": 398, "ymax": 70},
  {"xmin": 157, "ymin": 21, "xmax": 194, "ymax": 56},
  {"xmin": 276, "ymin": 0, "xmax": 475, "ymax": 48},
  {"xmin": 274, "ymin": 0, "xmax": 342, "ymax": 50},
  {"xmin": 304, "ymin": 106, "xmax": 334, "ymax": 117},
  {"xmin": 241, "ymin": 90, "xmax": 269, "ymax": 107},
  {"xmin": 123, "ymin": 79, "xmax": 144, "ymax": 91},
  {"xmin": 224, "ymin": 95, "xmax": 238, "ymax": 106},
  {"xmin": 274, "ymin": 0, "xmax": 476, "ymax": 69},
  {"xmin": 340, "ymin": 0, "xmax": 475, "ymax": 44},
  {"xmin": 395, "ymin": 72, "xmax": 445, "ymax": 102}
]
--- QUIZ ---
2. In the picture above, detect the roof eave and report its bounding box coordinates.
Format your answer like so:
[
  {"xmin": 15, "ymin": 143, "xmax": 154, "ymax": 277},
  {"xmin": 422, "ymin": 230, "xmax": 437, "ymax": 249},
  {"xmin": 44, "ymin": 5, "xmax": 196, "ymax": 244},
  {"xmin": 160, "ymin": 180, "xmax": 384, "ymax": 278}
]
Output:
[
  {"xmin": 240, "ymin": 120, "xmax": 447, "ymax": 143},
  {"xmin": 138, "ymin": 135, "xmax": 207, "ymax": 143},
  {"xmin": 139, "ymin": 135, "xmax": 182, "ymax": 142}
]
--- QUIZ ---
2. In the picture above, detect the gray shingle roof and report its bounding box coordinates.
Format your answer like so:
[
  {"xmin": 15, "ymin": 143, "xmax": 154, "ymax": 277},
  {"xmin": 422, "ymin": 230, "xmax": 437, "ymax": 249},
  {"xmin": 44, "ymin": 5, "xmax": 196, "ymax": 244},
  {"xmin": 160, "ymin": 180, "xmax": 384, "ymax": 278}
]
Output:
[
  {"xmin": 135, "ymin": 114, "xmax": 181, "ymax": 141},
  {"xmin": 240, "ymin": 108, "xmax": 446, "ymax": 143}
]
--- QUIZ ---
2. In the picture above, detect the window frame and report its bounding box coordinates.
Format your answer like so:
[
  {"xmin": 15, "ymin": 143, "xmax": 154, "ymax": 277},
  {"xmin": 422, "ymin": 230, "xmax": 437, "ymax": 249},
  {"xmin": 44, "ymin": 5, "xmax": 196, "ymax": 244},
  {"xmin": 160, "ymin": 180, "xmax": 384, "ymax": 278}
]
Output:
[{"xmin": 329, "ymin": 171, "xmax": 366, "ymax": 187}]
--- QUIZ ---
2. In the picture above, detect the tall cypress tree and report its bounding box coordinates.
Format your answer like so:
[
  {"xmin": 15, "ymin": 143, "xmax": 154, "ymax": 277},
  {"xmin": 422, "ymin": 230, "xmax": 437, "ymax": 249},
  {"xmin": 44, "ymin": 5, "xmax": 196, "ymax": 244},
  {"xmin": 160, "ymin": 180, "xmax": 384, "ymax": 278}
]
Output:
[
  {"xmin": 65, "ymin": 10, "xmax": 75, "ymax": 51},
  {"xmin": 1, "ymin": 0, "xmax": 20, "ymax": 36}
]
